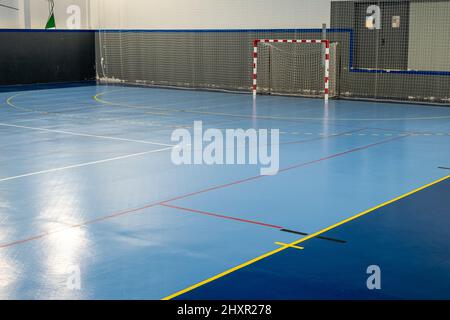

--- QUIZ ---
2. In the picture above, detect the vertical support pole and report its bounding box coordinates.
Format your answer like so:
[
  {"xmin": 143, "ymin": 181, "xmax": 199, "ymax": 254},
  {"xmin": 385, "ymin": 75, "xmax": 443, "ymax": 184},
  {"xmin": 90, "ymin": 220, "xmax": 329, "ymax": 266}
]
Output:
[
  {"xmin": 86, "ymin": 0, "xmax": 91, "ymax": 29},
  {"xmin": 322, "ymin": 23, "xmax": 327, "ymax": 41},
  {"xmin": 322, "ymin": 24, "xmax": 329, "ymax": 102},
  {"xmin": 22, "ymin": 0, "xmax": 31, "ymax": 29},
  {"xmin": 252, "ymin": 40, "xmax": 259, "ymax": 97},
  {"xmin": 324, "ymin": 40, "xmax": 330, "ymax": 102},
  {"xmin": 321, "ymin": 23, "xmax": 327, "ymax": 67}
]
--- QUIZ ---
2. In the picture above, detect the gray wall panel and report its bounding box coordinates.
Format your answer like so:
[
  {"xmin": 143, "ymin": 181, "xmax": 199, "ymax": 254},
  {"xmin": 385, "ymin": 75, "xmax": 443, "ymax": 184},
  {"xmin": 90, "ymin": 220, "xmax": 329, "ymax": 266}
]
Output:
[{"xmin": 408, "ymin": 1, "xmax": 450, "ymax": 72}]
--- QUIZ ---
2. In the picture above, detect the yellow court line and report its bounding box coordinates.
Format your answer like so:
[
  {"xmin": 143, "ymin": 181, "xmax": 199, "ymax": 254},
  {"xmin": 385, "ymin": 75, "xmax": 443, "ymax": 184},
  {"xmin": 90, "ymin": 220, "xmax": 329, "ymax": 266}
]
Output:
[
  {"xmin": 93, "ymin": 90, "xmax": 122, "ymax": 105},
  {"xmin": 6, "ymin": 93, "xmax": 29, "ymax": 111},
  {"xmin": 93, "ymin": 91, "xmax": 174, "ymax": 116},
  {"xmin": 162, "ymin": 174, "xmax": 450, "ymax": 300},
  {"xmin": 275, "ymin": 242, "xmax": 304, "ymax": 250},
  {"xmin": 94, "ymin": 90, "xmax": 164, "ymax": 110}
]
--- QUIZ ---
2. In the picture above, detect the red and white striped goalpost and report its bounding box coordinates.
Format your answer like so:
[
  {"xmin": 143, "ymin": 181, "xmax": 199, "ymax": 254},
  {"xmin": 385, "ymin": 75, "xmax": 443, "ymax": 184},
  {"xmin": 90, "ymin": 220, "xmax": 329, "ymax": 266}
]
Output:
[{"xmin": 252, "ymin": 39, "xmax": 330, "ymax": 101}]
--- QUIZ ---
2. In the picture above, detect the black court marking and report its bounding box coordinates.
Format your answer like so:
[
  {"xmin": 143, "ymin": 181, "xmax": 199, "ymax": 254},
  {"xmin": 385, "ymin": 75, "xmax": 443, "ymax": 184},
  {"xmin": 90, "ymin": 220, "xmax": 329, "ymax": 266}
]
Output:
[
  {"xmin": 280, "ymin": 229, "xmax": 347, "ymax": 244},
  {"xmin": 438, "ymin": 167, "xmax": 450, "ymax": 170}
]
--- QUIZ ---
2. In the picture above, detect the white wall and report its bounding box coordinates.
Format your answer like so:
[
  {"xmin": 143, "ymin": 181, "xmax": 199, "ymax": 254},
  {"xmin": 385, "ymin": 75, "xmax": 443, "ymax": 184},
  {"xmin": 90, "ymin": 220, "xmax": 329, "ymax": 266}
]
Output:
[
  {"xmin": 0, "ymin": 0, "xmax": 21, "ymax": 28},
  {"xmin": 28, "ymin": 0, "xmax": 90, "ymax": 29},
  {"xmin": 92, "ymin": 0, "xmax": 335, "ymax": 30},
  {"xmin": 0, "ymin": 0, "xmax": 90, "ymax": 29},
  {"xmin": 1, "ymin": 0, "xmax": 339, "ymax": 30}
]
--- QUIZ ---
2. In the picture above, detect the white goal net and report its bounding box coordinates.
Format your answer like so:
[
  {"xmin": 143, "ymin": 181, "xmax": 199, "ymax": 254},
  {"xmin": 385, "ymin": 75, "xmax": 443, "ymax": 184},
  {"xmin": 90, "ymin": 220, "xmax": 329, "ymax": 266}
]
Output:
[{"xmin": 252, "ymin": 40, "xmax": 338, "ymax": 100}]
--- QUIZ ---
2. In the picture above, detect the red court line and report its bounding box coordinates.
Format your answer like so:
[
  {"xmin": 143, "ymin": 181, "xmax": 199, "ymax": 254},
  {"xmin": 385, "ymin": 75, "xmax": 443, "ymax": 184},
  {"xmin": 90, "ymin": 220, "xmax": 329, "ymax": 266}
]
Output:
[
  {"xmin": 0, "ymin": 132, "xmax": 408, "ymax": 249},
  {"xmin": 161, "ymin": 134, "xmax": 408, "ymax": 205},
  {"xmin": 0, "ymin": 202, "xmax": 162, "ymax": 249},
  {"xmin": 160, "ymin": 203, "xmax": 283, "ymax": 229},
  {"xmin": 279, "ymin": 134, "xmax": 408, "ymax": 173}
]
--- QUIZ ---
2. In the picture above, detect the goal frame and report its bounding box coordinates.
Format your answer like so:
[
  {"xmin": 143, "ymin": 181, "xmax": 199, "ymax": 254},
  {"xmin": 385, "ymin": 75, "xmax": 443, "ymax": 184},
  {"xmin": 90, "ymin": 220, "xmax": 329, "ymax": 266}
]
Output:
[{"xmin": 252, "ymin": 39, "xmax": 331, "ymax": 101}]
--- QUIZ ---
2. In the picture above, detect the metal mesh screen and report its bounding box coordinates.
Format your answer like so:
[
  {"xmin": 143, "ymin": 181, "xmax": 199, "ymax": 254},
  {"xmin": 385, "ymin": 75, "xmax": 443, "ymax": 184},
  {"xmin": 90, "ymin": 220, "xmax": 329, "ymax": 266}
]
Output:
[
  {"xmin": 256, "ymin": 42, "xmax": 338, "ymax": 98},
  {"xmin": 96, "ymin": 0, "xmax": 450, "ymax": 105}
]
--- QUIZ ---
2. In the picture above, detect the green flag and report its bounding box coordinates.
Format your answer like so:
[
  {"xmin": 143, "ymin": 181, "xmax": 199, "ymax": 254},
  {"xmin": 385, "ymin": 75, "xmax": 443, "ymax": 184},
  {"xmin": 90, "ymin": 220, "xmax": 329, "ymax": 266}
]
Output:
[
  {"xmin": 45, "ymin": 0, "xmax": 56, "ymax": 29},
  {"xmin": 45, "ymin": 13, "xmax": 55, "ymax": 29}
]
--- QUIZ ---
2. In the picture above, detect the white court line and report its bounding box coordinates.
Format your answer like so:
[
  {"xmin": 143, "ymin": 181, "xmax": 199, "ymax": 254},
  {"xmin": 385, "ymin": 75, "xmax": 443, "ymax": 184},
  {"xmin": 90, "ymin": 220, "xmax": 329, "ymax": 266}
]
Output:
[
  {"xmin": 0, "ymin": 146, "xmax": 173, "ymax": 183},
  {"xmin": 0, "ymin": 122, "xmax": 174, "ymax": 147}
]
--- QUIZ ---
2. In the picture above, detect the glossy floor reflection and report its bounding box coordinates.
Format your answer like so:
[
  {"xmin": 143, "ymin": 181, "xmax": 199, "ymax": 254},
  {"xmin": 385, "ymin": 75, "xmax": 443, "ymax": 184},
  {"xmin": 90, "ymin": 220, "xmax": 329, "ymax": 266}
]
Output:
[{"xmin": 0, "ymin": 84, "xmax": 449, "ymax": 299}]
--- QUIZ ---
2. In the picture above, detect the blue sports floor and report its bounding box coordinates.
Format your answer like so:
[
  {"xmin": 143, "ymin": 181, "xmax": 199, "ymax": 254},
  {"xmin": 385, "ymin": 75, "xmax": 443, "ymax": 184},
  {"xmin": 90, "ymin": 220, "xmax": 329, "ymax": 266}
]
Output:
[{"xmin": 0, "ymin": 84, "xmax": 449, "ymax": 299}]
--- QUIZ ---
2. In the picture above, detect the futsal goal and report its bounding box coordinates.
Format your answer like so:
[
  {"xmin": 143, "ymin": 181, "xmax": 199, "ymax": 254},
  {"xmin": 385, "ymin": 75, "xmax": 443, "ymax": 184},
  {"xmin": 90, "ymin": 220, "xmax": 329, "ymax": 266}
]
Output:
[{"xmin": 252, "ymin": 39, "xmax": 338, "ymax": 101}]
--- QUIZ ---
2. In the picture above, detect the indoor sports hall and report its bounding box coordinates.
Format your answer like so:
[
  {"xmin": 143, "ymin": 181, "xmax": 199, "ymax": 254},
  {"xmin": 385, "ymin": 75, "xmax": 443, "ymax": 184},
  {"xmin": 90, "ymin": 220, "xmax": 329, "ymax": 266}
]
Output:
[{"xmin": 0, "ymin": 0, "xmax": 449, "ymax": 300}]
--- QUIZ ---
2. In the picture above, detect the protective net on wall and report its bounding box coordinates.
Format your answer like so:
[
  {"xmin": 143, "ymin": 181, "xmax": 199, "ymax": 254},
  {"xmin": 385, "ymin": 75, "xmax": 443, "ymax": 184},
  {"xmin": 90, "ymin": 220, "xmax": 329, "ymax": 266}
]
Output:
[
  {"xmin": 331, "ymin": 0, "xmax": 450, "ymax": 105},
  {"xmin": 96, "ymin": 0, "xmax": 450, "ymax": 105},
  {"xmin": 96, "ymin": 30, "xmax": 332, "ymax": 93},
  {"xmin": 97, "ymin": 31, "xmax": 256, "ymax": 91}
]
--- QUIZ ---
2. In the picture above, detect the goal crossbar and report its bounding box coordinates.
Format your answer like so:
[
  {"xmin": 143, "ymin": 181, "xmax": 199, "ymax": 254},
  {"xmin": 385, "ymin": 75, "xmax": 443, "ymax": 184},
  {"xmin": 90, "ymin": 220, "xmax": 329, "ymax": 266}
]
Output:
[{"xmin": 252, "ymin": 39, "xmax": 331, "ymax": 101}]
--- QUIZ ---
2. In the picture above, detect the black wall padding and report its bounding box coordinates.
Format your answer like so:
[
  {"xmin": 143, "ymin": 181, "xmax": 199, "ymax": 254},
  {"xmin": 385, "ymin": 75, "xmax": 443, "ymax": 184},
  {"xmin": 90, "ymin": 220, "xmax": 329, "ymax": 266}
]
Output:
[{"xmin": 0, "ymin": 31, "xmax": 95, "ymax": 85}]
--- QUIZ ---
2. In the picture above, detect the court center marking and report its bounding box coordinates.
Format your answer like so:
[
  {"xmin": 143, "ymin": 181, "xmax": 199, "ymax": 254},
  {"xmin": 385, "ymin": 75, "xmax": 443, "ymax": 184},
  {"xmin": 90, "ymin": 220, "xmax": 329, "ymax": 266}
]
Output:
[
  {"xmin": 0, "ymin": 134, "xmax": 406, "ymax": 248},
  {"xmin": 0, "ymin": 146, "xmax": 173, "ymax": 183},
  {"xmin": 0, "ymin": 122, "xmax": 174, "ymax": 147},
  {"xmin": 94, "ymin": 90, "xmax": 450, "ymax": 122},
  {"xmin": 274, "ymin": 242, "xmax": 304, "ymax": 250},
  {"xmin": 162, "ymin": 174, "xmax": 450, "ymax": 300}
]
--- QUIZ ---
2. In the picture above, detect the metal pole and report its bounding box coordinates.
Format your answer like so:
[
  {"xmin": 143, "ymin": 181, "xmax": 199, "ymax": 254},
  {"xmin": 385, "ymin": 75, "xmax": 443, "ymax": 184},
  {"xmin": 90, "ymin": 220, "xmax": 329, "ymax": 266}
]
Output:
[
  {"xmin": 322, "ymin": 23, "xmax": 327, "ymax": 66},
  {"xmin": 23, "ymin": 0, "xmax": 31, "ymax": 29},
  {"xmin": 86, "ymin": 0, "xmax": 91, "ymax": 29},
  {"xmin": 322, "ymin": 24, "xmax": 329, "ymax": 102}
]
